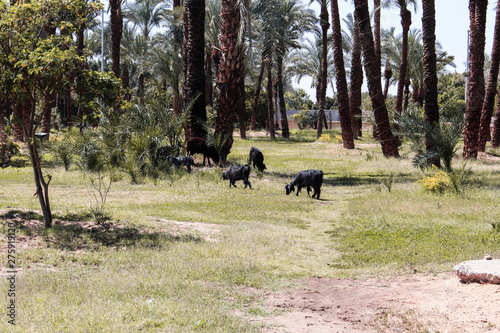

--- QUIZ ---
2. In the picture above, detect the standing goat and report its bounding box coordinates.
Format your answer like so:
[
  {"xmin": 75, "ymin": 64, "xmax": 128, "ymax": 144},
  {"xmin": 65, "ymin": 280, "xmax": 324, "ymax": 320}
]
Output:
[
  {"xmin": 285, "ymin": 169, "xmax": 323, "ymax": 199},
  {"xmin": 249, "ymin": 147, "xmax": 266, "ymax": 172},
  {"xmin": 167, "ymin": 155, "xmax": 194, "ymax": 173},
  {"xmin": 222, "ymin": 164, "xmax": 251, "ymax": 189},
  {"xmin": 186, "ymin": 137, "xmax": 219, "ymax": 166}
]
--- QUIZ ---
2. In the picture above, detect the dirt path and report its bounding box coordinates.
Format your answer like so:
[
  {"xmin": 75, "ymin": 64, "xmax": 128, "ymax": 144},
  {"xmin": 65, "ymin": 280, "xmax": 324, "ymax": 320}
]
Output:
[{"xmin": 244, "ymin": 274, "xmax": 500, "ymax": 332}]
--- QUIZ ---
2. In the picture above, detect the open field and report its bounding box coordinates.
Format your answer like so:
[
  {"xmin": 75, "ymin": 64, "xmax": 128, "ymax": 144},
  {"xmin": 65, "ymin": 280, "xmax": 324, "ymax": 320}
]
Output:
[{"xmin": 1, "ymin": 130, "xmax": 500, "ymax": 332}]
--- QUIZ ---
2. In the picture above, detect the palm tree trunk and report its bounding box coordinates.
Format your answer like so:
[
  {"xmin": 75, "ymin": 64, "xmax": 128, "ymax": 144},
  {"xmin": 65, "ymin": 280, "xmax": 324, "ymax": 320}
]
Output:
[
  {"xmin": 216, "ymin": 0, "xmax": 244, "ymax": 161},
  {"xmin": 374, "ymin": 0, "xmax": 381, "ymax": 68},
  {"xmin": 183, "ymin": 0, "xmax": 207, "ymax": 140},
  {"xmin": 395, "ymin": 8, "xmax": 411, "ymax": 114},
  {"xmin": 316, "ymin": 2, "xmax": 329, "ymax": 139},
  {"xmin": 463, "ymin": 0, "xmax": 488, "ymax": 158},
  {"xmin": 354, "ymin": 0, "xmax": 399, "ymax": 157},
  {"xmin": 267, "ymin": 62, "xmax": 276, "ymax": 139},
  {"xmin": 110, "ymin": 0, "xmax": 123, "ymax": 79},
  {"xmin": 478, "ymin": 0, "xmax": 500, "ymax": 152},
  {"xmin": 276, "ymin": 59, "xmax": 290, "ymax": 138},
  {"xmin": 331, "ymin": 0, "xmax": 354, "ymax": 149},
  {"xmin": 238, "ymin": 65, "xmax": 247, "ymax": 139},
  {"xmin": 349, "ymin": 12, "xmax": 363, "ymax": 139},
  {"xmin": 121, "ymin": 65, "xmax": 131, "ymax": 101},
  {"xmin": 422, "ymin": 0, "xmax": 441, "ymax": 167},
  {"xmin": 251, "ymin": 57, "xmax": 266, "ymax": 131}
]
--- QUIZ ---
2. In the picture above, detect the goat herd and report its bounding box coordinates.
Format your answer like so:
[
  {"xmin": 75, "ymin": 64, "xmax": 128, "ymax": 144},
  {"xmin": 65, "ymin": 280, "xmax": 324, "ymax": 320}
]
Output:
[{"xmin": 159, "ymin": 136, "xmax": 324, "ymax": 199}]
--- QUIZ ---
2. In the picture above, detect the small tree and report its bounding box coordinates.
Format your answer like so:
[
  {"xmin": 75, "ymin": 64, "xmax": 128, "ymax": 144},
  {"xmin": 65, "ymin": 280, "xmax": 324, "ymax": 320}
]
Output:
[
  {"xmin": 0, "ymin": 0, "xmax": 118, "ymax": 227},
  {"xmin": 397, "ymin": 105, "xmax": 466, "ymax": 173}
]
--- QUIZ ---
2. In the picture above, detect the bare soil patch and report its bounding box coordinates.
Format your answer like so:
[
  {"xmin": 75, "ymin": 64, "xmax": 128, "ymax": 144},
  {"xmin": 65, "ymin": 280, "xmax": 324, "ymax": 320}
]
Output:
[{"xmin": 245, "ymin": 274, "xmax": 500, "ymax": 332}]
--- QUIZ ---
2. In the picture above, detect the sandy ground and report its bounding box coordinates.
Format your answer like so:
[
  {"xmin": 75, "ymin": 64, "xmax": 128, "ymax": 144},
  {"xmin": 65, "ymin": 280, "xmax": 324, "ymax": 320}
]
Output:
[{"xmin": 243, "ymin": 274, "xmax": 500, "ymax": 333}]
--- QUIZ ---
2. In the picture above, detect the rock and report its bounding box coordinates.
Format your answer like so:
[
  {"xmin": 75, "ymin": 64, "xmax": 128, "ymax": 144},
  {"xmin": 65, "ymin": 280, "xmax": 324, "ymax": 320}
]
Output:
[{"xmin": 454, "ymin": 259, "xmax": 500, "ymax": 284}]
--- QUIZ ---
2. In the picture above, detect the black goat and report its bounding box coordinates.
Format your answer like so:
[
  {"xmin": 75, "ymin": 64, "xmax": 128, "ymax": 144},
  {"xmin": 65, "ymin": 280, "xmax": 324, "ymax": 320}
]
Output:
[
  {"xmin": 186, "ymin": 137, "xmax": 219, "ymax": 166},
  {"xmin": 249, "ymin": 147, "xmax": 266, "ymax": 172},
  {"xmin": 222, "ymin": 164, "xmax": 251, "ymax": 189},
  {"xmin": 285, "ymin": 169, "xmax": 323, "ymax": 199},
  {"xmin": 167, "ymin": 155, "xmax": 194, "ymax": 173}
]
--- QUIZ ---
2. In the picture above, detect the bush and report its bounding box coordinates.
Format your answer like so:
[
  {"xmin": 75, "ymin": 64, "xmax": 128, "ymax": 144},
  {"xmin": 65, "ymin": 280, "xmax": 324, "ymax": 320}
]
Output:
[
  {"xmin": 0, "ymin": 132, "xmax": 19, "ymax": 168},
  {"xmin": 417, "ymin": 169, "xmax": 451, "ymax": 193},
  {"xmin": 291, "ymin": 110, "xmax": 318, "ymax": 130}
]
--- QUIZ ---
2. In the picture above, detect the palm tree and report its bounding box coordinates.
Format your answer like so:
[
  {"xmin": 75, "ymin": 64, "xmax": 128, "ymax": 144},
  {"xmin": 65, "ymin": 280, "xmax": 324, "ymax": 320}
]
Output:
[
  {"xmin": 255, "ymin": 0, "xmax": 315, "ymax": 139},
  {"xmin": 215, "ymin": 0, "xmax": 247, "ymax": 161},
  {"xmin": 478, "ymin": 1, "xmax": 500, "ymax": 152},
  {"xmin": 275, "ymin": 0, "xmax": 316, "ymax": 138},
  {"xmin": 331, "ymin": 0, "xmax": 354, "ymax": 148},
  {"xmin": 124, "ymin": 0, "xmax": 167, "ymax": 104},
  {"xmin": 110, "ymin": 0, "xmax": 124, "ymax": 79},
  {"xmin": 344, "ymin": 12, "xmax": 363, "ymax": 139},
  {"xmin": 421, "ymin": 0, "xmax": 440, "ymax": 167},
  {"xmin": 183, "ymin": 0, "xmax": 207, "ymax": 140},
  {"xmin": 383, "ymin": 0, "xmax": 417, "ymax": 115},
  {"xmin": 354, "ymin": 0, "xmax": 399, "ymax": 157},
  {"xmin": 205, "ymin": 0, "xmax": 221, "ymax": 108},
  {"xmin": 310, "ymin": 0, "xmax": 330, "ymax": 139},
  {"xmin": 463, "ymin": 0, "xmax": 488, "ymax": 158},
  {"xmin": 289, "ymin": 33, "xmax": 335, "ymax": 112},
  {"xmin": 374, "ymin": 0, "xmax": 381, "ymax": 67}
]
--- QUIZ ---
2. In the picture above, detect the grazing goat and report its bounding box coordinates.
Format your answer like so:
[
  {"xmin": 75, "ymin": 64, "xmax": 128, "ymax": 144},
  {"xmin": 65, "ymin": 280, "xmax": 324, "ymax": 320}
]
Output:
[
  {"xmin": 167, "ymin": 155, "xmax": 194, "ymax": 173},
  {"xmin": 186, "ymin": 137, "xmax": 219, "ymax": 166},
  {"xmin": 249, "ymin": 147, "xmax": 266, "ymax": 172},
  {"xmin": 222, "ymin": 164, "xmax": 251, "ymax": 189},
  {"xmin": 285, "ymin": 169, "xmax": 323, "ymax": 199}
]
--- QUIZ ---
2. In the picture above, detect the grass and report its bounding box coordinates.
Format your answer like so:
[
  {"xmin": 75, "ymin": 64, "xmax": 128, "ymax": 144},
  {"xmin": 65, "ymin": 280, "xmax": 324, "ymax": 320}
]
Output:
[{"xmin": 1, "ymin": 129, "xmax": 500, "ymax": 332}]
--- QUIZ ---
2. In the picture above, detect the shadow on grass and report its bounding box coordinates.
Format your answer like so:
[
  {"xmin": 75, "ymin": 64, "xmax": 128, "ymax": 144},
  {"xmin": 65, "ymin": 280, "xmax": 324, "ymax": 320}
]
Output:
[{"xmin": 1, "ymin": 210, "xmax": 202, "ymax": 251}]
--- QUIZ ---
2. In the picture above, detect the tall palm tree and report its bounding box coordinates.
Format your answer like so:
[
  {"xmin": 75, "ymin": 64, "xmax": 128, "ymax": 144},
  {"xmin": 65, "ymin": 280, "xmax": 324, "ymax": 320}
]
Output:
[
  {"xmin": 110, "ymin": 0, "xmax": 124, "ymax": 79},
  {"xmin": 124, "ymin": 0, "xmax": 167, "ymax": 104},
  {"xmin": 215, "ymin": 0, "xmax": 246, "ymax": 161},
  {"xmin": 310, "ymin": 0, "xmax": 330, "ymax": 138},
  {"xmin": 421, "ymin": 0, "xmax": 440, "ymax": 167},
  {"xmin": 374, "ymin": 0, "xmax": 381, "ymax": 66},
  {"xmin": 183, "ymin": 0, "xmax": 206, "ymax": 140},
  {"xmin": 289, "ymin": 33, "xmax": 335, "ymax": 109},
  {"xmin": 344, "ymin": 12, "xmax": 363, "ymax": 138},
  {"xmin": 354, "ymin": 0, "xmax": 399, "ymax": 157},
  {"xmin": 383, "ymin": 0, "xmax": 416, "ymax": 115},
  {"xmin": 463, "ymin": 0, "xmax": 488, "ymax": 158},
  {"xmin": 331, "ymin": 0, "xmax": 354, "ymax": 148},
  {"xmin": 275, "ymin": 0, "xmax": 316, "ymax": 138},
  {"xmin": 478, "ymin": 1, "xmax": 500, "ymax": 151},
  {"xmin": 205, "ymin": 0, "xmax": 221, "ymax": 108}
]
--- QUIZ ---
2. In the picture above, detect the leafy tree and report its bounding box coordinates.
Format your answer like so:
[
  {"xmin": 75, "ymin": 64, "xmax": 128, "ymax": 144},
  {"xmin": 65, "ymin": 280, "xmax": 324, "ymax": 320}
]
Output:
[
  {"xmin": 0, "ymin": 0, "xmax": 119, "ymax": 227},
  {"xmin": 284, "ymin": 89, "xmax": 314, "ymax": 111}
]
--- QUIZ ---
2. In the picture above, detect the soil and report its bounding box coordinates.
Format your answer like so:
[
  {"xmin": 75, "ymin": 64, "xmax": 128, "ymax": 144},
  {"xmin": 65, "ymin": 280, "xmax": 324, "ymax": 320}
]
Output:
[
  {"xmin": 243, "ymin": 274, "xmax": 500, "ymax": 332},
  {"xmin": 2, "ymin": 212, "xmax": 500, "ymax": 332}
]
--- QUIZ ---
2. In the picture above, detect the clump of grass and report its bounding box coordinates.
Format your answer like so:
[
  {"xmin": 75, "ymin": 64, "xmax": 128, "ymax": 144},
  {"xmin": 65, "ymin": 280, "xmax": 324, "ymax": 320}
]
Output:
[{"xmin": 376, "ymin": 170, "xmax": 398, "ymax": 192}]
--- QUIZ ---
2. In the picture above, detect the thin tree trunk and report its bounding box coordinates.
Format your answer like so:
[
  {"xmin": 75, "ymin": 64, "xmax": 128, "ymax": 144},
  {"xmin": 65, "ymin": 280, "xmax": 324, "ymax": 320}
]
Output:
[
  {"xmin": 251, "ymin": 57, "xmax": 266, "ymax": 131},
  {"xmin": 422, "ymin": 0, "xmax": 440, "ymax": 167},
  {"xmin": 395, "ymin": 8, "xmax": 411, "ymax": 114},
  {"xmin": 478, "ymin": 0, "xmax": 500, "ymax": 152},
  {"xmin": 349, "ymin": 12, "xmax": 363, "ymax": 139},
  {"xmin": 267, "ymin": 63, "xmax": 276, "ymax": 139},
  {"xmin": 332, "ymin": 0, "xmax": 354, "ymax": 149},
  {"xmin": 374, "ymin": 0, "xmax": 381, "ymax": 67},
  {"xmin": 238, "ymin": 64, "xmax": 247, "ymax": 139},
  {"xmin": 354, "ymin": 0, "xmax": 399, "ymax": 157},
  {"xmin": 383, "ymin": 65, "xmax": 392, "ymax": 99},
  {"xmin": 316, "ymin": 2, "xmax": 329, "ymax": 139},
  {"xmin": 276, "ymin": 59, "xmax": 290, "ymax": 138},
  {"xmin": 121, "ymin": 65, "xmax": 131, "ymax": 101},
  {"xmin": 463, "ymin": 0, "xmax": 488, "ymax": 158}
]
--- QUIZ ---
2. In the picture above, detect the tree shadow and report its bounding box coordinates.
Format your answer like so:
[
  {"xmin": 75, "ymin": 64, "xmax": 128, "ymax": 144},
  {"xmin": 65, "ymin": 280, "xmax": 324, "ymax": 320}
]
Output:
[{"xmin": 1, "ymin": 209, "xmax": 202, "ymax": 251}]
